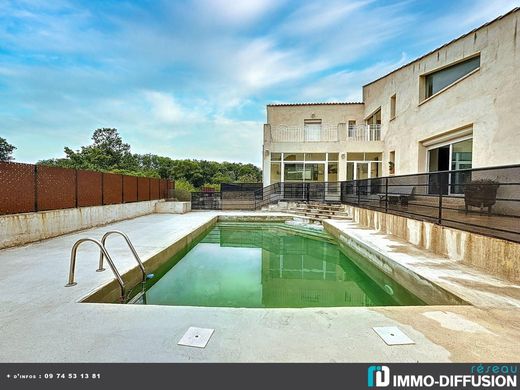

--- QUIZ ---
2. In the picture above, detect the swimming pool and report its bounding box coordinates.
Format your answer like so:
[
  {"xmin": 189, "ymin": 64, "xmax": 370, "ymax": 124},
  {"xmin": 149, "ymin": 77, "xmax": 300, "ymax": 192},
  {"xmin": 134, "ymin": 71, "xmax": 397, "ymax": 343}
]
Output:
[{"xmin": 132, "ymin": 222, "xmax": 426, "ymax": 308}]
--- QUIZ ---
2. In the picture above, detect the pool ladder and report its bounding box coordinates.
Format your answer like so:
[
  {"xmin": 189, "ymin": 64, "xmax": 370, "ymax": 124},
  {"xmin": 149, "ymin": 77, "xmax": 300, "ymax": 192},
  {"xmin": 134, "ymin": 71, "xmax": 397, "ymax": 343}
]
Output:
[{"xmin": 65, "ymin": 231, "xmax": 153, "ymax": 302}]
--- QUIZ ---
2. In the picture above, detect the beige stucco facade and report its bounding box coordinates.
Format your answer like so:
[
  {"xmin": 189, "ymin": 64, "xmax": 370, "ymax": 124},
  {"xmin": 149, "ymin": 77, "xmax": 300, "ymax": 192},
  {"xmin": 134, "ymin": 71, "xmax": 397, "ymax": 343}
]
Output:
[{"xmin": 263, "ymin": 8, "xmax": 520, "ymax": 185}]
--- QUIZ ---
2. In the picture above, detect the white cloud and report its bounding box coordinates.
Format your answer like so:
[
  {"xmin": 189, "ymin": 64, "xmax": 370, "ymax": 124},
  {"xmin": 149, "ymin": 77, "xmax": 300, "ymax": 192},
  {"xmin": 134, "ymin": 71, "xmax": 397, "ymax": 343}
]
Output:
[
  {"xmin": 193, "ymin": 0, "xmax": 284, "ymax": 25},
  {"xmin": 280, "ymin": 0, "xmax": 371, "ymax": 35},
  {"xmin": 300, "ymin": 53, "xmax": 409, "ymax": 102},
  {"xmin": 1, "ymin": 0, "xmax": 517, "ymax": 166}
]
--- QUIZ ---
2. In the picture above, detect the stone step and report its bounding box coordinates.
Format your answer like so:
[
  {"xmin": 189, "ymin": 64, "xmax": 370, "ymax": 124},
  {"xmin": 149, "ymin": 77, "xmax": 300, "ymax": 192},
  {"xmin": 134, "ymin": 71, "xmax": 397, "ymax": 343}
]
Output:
[{"xmin": 286, "ymin": 210, "xmax": 351, "ymax": 220}]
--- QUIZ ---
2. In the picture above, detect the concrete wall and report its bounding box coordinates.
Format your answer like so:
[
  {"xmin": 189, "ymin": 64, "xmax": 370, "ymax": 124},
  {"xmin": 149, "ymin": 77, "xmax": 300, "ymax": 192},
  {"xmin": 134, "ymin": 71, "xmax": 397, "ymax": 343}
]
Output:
[
  {"xmin": 0, "ymin": 201, "xmax": 162, "ymax": 249},
  {"xmin": 362, "ymin": 10, "xmax": 520, "ymax": 175},
  {"xmin": 266, "ymin": 103, "xmax": 364, "ymax": 126},
  {"xmin": 155, "ymin": 201, "xmax": 191, "ymax": 214},
  {"xmin": 345, "ymin": 206, "xmax": 520, "ymax": 283}
]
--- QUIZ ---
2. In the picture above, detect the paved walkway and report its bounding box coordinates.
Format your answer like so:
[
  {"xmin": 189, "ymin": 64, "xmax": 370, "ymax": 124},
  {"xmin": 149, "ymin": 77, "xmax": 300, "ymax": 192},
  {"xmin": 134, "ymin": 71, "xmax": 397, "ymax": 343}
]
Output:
[{"xmin": 0, "ymin": 211, "xmax": 518, "ymax": 362}]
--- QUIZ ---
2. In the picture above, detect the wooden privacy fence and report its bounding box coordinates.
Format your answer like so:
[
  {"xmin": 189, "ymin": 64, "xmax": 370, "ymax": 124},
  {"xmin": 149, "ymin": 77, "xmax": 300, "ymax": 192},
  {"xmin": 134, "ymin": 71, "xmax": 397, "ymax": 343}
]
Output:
[{"xmin": 0, "ymin": 161, "xmax": 174, "ymax": 215}]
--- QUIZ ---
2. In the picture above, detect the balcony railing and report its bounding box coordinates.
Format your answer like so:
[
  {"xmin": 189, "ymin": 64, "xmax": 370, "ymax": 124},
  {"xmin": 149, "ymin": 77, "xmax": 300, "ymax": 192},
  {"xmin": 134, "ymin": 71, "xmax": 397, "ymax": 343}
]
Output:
[
  {"xmin": 347, "ymin": 124, "xmax": 381, "ymax": 141},
  {"xmin": 270, "ymin": 125, "xmax": 339, "ymax": 143}
]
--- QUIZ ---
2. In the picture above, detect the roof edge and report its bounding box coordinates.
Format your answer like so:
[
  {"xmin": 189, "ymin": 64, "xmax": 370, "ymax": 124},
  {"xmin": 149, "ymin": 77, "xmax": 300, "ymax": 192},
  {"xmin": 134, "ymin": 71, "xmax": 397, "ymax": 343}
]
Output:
[
  {"xmin": 363, "ymin": 7, "xmax": 519, "ymax": 88},
  {"xmin": 267, "ymin": 102, "xmax": 363, "ymax": 107}
]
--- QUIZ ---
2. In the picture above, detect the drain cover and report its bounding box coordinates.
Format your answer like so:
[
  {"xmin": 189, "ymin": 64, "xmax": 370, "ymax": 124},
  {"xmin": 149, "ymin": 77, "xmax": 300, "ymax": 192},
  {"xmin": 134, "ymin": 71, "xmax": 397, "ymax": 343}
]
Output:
[
  {"xmin": 178, "ymin": 327, "xmax": 215, "ymax": 348},
  {"xmin": 373, "ymin": 326, "xmax": 415, "ymax": 345}
]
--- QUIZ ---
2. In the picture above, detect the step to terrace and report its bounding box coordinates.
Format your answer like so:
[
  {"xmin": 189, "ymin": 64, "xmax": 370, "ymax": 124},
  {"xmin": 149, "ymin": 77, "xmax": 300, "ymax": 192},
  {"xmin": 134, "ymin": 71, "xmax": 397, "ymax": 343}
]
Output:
[{"xmin": 285, "ymin": 202, "xmax": 352, "ymax": 223}]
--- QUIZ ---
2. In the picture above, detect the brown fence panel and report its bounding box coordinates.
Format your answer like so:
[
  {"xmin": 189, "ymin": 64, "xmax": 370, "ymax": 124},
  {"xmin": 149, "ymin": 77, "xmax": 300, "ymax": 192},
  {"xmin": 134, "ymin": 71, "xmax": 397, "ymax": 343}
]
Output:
[
  {"xmin": 36, "ymin": 165, "xmax": 76, "ymax": 211},
  {"xmin": 123, "ymin": 175, "xmax": 138, "ymax": 203},
  {"xmin": 159, "ymin": 179, "xmax": 167, "ymax": 199},
  {"xmin": 137, "ymin": 177, "xmax": 150, "ymax": 201},
  {"xmin": 0, "ymin": 162, "xmax": 35, "ymax": 214},
  {"xmin": 103, "ymin": 173, "xmax": 123, "ymax": 205},
  {"xmin": 150, "ymin": 178, "xmax": 160, "ymax": 200},
  {"xmin": 77, "ymin": 170, "xmax": 102, "ymax": 207}
]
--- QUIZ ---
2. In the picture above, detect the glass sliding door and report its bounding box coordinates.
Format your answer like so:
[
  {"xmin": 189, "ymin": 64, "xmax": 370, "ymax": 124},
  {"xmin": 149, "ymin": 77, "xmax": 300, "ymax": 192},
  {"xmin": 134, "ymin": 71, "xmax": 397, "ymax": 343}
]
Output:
[
  {"xmin": 284, "ymin": 163, "xmax": 304, "ymax": 182},
  {"xmin": 427, "ymin": 137, "xmax": 473, "ymax": 195},
  {"xmin": 450, "ymin": 138, "xmax": 473, "ymax": 194},
  {"xmin": 304, "ymin": 163, "xmax": 325, "ymax": 182},
  {"xmin": 356, "ymin": 163, "xmax": 369, "ymax": 180}
]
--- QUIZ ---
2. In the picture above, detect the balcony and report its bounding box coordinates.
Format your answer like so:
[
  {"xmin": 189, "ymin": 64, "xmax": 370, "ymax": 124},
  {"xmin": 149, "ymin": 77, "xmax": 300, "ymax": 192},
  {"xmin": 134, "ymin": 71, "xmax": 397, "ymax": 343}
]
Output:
[
  {"xmin": 268, "ymin": 124, "xmax": 339, "ymax": 143},
  {"xmin": 347, "ymin": 124, "xmax": 381, "ymax": 141}
]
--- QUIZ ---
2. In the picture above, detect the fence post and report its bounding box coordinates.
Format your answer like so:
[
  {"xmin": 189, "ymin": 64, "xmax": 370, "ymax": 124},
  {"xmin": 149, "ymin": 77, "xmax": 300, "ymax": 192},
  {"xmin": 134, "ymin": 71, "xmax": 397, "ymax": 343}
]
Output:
[
  {"xmin": 34, "ymin": 165, "xmax": 38, "ymax": 212},
  {"xmin": 385, "ymin": 177, "xmax": 388, "ymax": 213},
  {"xmin": 101, "ymin": 173, "xmax": 105, "ymax": 205},
  {"xmin": 75, "ymin": 169, "xmax": 79, "ymax": 208},
  {"xmin": 438, "ymin": 173, "xmax": 443, "ymax": 224}
]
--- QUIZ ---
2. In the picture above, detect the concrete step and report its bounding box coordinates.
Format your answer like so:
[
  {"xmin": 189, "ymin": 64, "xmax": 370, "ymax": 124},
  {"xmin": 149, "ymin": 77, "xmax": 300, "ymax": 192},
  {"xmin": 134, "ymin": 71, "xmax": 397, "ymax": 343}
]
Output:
[{"xmin": 286, "ymin": 210, "xmax": 351, "ymax": 220}]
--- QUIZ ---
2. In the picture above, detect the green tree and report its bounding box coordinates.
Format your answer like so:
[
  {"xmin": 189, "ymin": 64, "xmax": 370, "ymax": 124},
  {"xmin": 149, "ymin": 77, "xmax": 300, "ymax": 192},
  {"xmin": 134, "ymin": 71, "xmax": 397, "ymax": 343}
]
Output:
[
  {"xmin": 0, "ymin": 137, "xmax": 16, "ymax": 162},
  {"xmin": 36, "ymin": 128, "xmax": 263, "ymax": 188}
]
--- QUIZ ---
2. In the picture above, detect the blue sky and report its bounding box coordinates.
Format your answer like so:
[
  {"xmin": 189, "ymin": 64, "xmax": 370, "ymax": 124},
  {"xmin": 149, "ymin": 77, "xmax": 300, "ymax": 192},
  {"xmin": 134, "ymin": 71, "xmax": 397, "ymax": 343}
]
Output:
[{"xmin": 0, "ymin": 0, "xmax": 518, "ymax": 166}]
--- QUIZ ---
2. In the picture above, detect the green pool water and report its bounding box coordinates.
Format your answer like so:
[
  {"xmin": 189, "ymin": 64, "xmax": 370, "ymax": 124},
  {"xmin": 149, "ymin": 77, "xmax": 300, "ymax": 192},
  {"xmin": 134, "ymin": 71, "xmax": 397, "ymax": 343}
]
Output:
[{"xmin": 137, "ymin": 222, "xmax": 425, "ymax": 308}]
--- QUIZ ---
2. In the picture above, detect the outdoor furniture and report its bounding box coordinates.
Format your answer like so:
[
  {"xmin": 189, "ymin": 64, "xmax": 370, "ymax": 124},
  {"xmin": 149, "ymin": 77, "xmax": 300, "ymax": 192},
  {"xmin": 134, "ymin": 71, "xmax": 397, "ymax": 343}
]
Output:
[
  {"xmin": 378, "ymin": 186, "xmax": 415, "ymax": 206},
  {"xmin": 464, "ymin": 179, "xmax": 500, "ymax": 215}
]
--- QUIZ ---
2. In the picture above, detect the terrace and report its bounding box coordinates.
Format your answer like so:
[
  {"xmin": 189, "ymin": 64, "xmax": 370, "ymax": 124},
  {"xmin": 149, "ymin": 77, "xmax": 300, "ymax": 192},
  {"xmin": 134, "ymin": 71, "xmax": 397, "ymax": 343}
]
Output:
[
  {"xmin": 0, "ymin": 211, "xmax": 519, "ymax": 362},
  {"xmin": 265, "ymin": 123, "xmax": 382, "ymax": 143},
  {"xmin": 0, "ymin": 161, "xmax": 519, "ymax": 363}
]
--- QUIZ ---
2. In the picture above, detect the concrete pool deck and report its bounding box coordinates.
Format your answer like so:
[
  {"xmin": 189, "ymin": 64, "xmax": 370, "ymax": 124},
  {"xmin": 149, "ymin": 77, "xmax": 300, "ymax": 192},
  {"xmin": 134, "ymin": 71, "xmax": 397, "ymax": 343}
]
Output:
[{"xmin": 0, "ymin": 211, "xmax": 519, "ymax": 362}]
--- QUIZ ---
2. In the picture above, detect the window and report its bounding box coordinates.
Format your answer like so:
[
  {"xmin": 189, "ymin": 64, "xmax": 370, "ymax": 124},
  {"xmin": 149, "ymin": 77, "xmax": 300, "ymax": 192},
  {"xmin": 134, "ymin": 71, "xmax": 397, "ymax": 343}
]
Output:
[
  {"xmin": 328, "ymin": 153, "xmax": 339, "ymax": 161},
  {"xmin": 284, "ymin": 153, "xmax": 304, "ymax": 161},
  {"xmin": 270, "ymin": 163, "xmax": 281, "ymax": 183},
  {"xmin": 347, "ymin": 120, "xmax": 356, "ymax": 138},
  {"xmin": 271, "ymin": 152, "xmax": 341, "ymax": 183},
  {"xmin": 304, "ymin": 119, "xmax": 322, "ymax": 142},
  {"xmin": 366, "ymin": 108, "xmax": 381, "ymax": 125},
  {"xmin": 284, "ymin": 163, "xmax": 304, "ymax": 182},
  {"xmin": 304, "ymin": 164, "xmax": 325, "ymax": 181},
  {"xmin": 423, "ymin": 55, "xmax": 480, "ymax": 100},
  {"xmin": 304, "ymin": 153, "xmax": 326, "ymax": 161},
  {"xmin": 390, "ymin": 94, "xmax": 396, "ymax": 119},
  {"xmin": 328, "ymin": 163, "xmax": 338, "ymax": 182},
  {"xmin": 389, "ymin": 151, "xmax": 395, "ymax": 175},
  {"xmin": 346, "ymin": 152, "xmax": 383, "ymax": 180}
]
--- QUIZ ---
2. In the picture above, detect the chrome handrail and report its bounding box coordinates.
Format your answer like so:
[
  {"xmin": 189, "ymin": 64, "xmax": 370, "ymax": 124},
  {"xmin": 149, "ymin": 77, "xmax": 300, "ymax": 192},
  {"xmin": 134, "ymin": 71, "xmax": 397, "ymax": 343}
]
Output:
[
  {"xmin": 65, "ymin": 238, "xmax": 126, "ymax": 300},
  {"xmin": 98, "ymin": 231, "xmax": 147, "ymax": 282}
]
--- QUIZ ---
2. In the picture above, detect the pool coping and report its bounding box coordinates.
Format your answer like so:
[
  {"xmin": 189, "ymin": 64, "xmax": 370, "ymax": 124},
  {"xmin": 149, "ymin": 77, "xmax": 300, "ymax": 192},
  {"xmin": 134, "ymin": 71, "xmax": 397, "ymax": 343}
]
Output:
[{"xmin": 323, "ymin": 220, "xmax": 520, "ymax": 308}]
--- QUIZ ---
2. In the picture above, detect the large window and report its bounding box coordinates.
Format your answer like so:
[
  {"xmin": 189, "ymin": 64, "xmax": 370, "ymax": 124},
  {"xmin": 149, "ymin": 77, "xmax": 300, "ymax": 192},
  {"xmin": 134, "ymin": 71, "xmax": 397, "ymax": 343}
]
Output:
[
  {"xmin": 346, "ymin": 152, "xmax": 382, "ymax": 180},
  {"xmin": 270, "ymin": 152, "xmax": 339, "ymax": 183},
  {"xmin": 424, "ymin": 55, "xmax": 480, "ymax": 99}
]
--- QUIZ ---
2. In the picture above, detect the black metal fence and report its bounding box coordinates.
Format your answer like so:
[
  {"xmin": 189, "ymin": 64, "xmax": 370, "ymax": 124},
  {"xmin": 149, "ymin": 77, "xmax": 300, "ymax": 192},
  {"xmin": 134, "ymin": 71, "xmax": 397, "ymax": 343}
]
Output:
[
  {"xmin": 191, "ymin": 183, "xmax": 263, "ymax": 210},
  {"xmin": 190, "ymin": 165, "xmax": 520, "ymax": 242},
  {"xmin": 255, "ymin": 164, "xmax": 520, "ymax": 243},
  {"xmin": 191, "ymin": 192, "xmax": 222, "ymax": 210}
]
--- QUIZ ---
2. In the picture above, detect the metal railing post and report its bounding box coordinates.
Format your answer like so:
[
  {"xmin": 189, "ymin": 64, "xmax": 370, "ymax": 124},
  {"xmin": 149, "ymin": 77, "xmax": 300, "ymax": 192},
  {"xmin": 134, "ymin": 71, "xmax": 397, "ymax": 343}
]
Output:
[
  {"xmin": 438, "ymin": 172, "xmax": 443, "ymax": 224},
  {"xmin": 385, "ymin": 177, "xmax": 388, "ymax": 213}
]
